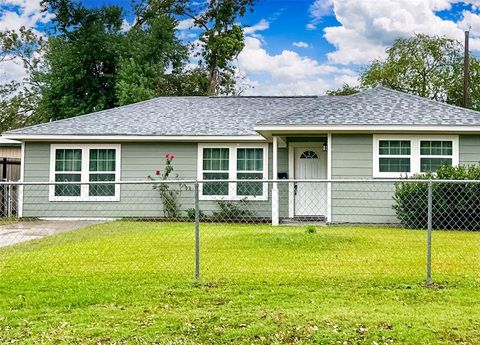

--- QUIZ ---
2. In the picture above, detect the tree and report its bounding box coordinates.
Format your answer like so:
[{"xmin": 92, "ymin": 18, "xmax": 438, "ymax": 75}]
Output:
[
  {"xmin": 326, "ymin": 84, "xmax": 360, "ymax": 96},
  {"xmin": 37, "ymin": 0, "xmax": 190, "ymax": 121},
  {"xmin": 0, "ymin": 27, "xmax": 43, "ymax": 131},
  {"xmin": 186, "ymin": 0, "xmax": 255, "ymax": 96},
  {"xmin": 140, "ymin": 0, "xmax": 256, "ymax": 96},
  {"xmin": 360, "ymin": 34, "xmax": 468, "ymax": 104},
  {"xmin": 36, "ymin": 0, "xmax": 124, "ymax": 121},
  {"xmin": 446, "ymin": 56, "xmax": 480, "ymax": 110},
  {"xmin": 116, "ymin": 14, "xmax": 188, "ymax": 105}
]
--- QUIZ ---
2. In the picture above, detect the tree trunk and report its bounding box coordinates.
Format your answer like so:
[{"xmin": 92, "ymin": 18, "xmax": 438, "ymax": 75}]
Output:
[{"xmin": 207, "ymin": 67, "xmax": 218, "ymax": 96}]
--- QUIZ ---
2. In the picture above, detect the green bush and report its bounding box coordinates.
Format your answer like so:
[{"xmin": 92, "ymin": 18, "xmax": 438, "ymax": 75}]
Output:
[
  {"xmin": 213, "ymin": 200, "xmax": 254, "ymax": 221},
  {"xmin": 393, "ymin": 165, "xmax": 480, "ymax": 230},
  {"xmin": 306, "ymin": 225, "xmax": 317, "ymax": 234},
  {"xmin": 186, "ymin": 208, "xmax": 204, "ymax": 220}
]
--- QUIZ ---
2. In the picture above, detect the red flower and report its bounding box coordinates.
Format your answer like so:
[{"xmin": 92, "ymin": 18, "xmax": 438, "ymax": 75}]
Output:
[
  {"xmin": 165, "ymin": 153, "xmax": 170, "ymax": 159},
  {"xmin": 155, "ymin": 170, "xmax": 161, "ymax": 175},
  {"xmin": 170, "ymin": 154, "xmax": 175, "ymax": 159}
]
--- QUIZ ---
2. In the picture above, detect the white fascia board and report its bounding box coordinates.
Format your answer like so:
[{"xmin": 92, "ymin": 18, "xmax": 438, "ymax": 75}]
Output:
[
  {"xmin": 2, "ymin": 134, "xmax": 267, "ymax": 142},
  {"xmin": 254, "ymin": 125, "xmax": 480, "ymax": 134}
]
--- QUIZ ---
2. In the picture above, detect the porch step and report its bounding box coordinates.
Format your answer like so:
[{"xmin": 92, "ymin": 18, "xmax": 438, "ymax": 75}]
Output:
[{"xmin": 280, "ymin": 216, "xmax": 327, "ymax": 226}]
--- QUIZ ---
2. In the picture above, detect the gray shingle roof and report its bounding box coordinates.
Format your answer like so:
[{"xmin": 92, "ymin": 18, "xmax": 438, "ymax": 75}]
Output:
[
  {"xmin": 257, "ymin": 87, "xmax": 480, "ymax": 126},
  {"xmin": 5, "ymin": 87, "xmax": 480, "ymax": 137},
  {"xmin": 4, "ymin": 96, "xmax": 317, "ymax": 137}
]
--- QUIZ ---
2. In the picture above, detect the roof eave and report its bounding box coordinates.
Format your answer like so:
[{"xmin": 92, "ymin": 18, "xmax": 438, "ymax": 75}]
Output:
[
  {"xmin": 254, "ymin": 124, "xmax": 480, "ymax": 140},
  {"xmin": 1, "ymin": 134, "xmax": 267, "ymax": 142}
]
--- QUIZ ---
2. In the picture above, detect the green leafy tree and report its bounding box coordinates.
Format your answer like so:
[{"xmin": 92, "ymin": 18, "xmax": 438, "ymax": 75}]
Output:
[
  {"xmin": 38, "ymin": 0, "xmax": 189, "ymax": 120},
  {"xmin": 359, "ymin": 34, "xmax": 480, "ymax": 108},
  {"xmin": 115, "ymin": 58, "xmax": 157, "ymax": 105},
  {"xmin": 446, "ymin": 56, "xmax": 480, "ymax": 110},
  {"xmin": 0, "ymin": 27, "xmax": 43, "ymax": 131},
  {"xmin": 186, "ymin": 0, "xmax": 255, "ymax": 96},
  {"xmin": 328, "ymin": 34, "xmax": 480, "ymax": 111},
  {"xmin": 116, "ymin": 14, "xmax": 188, "ymax": 105},
  {"xmin": 37, "ymin": 0, "xmax": 124, "ymax": 121},
  {"xmin": 140, "ymin": 0, "xmax": 256, "ymax": 96},
  {"xmin": 326, "ymin": 84, "xmax": 360, "ymax": 96},
  {"xmin": 156, "ymin": 68, "xmax": 210, "ymax": 96}
]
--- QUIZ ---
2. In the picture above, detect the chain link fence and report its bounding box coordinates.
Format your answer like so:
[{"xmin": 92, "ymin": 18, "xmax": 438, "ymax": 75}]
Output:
[{"xmin": 0, "ymin": 179, "xmax": 478, "ymax": 285}]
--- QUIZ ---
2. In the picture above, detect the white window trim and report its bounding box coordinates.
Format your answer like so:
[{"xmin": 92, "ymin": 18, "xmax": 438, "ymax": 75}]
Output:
[
  {"xmin": 197, "ymin": 143, "xmax": 269, "ymax": 201},
  {"xmin": 373, "ymin": 135, "xmax": 459, "ymax": 178},
  {"xmin": 49, "ymin": 144, "xmax": 121, "ymax": 202}
]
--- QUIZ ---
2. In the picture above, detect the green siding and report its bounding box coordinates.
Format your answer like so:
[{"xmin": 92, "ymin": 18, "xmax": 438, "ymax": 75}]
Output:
[
  {"xmin": 331, "ymin": 134, "xmax": 397, "ymax": 224},
  {"xmin": 22, "ymin": 134, "xmax": 480, "ymax": 223},
  {"xmin": 330, "ymin": 134, "xmax": 480, "ymax": 224},
  {"xmin": 459, "ymin": 135, "xmax": 480, "ymax": 165},
  {"xmin": 22, "ymin": 142, "xmax": 288, "ymax": 219}
]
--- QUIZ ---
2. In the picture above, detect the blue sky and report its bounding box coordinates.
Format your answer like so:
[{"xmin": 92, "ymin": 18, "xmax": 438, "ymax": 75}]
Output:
[{"xmin": 2, "ymin": 0, "xmax": 480, "ymax": 95}]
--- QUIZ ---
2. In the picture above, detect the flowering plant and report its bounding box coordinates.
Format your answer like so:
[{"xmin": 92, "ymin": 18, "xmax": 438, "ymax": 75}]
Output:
[{"xmin": 148, "ymin": 153, "xmax": 187, "ymax": 218}]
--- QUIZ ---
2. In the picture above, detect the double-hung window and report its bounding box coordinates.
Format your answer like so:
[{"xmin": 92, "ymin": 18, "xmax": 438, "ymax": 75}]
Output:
[
  {"xmin": 50, "ymin": 144, "xmax": 121, "ymax": 201},
  {"xmin": 54, "ymin": 149, "xmax": 82, "ymax": 197},
  {"xmin": 237, "ymin": 148, "xmax": 264, "ymax": 196},
  {"xmin": 198, "ymin": 143, "xmax": 268, "ymax": 200},
  {"xmin": 378, "ymin": 140, "xmax": 411, "ymax": 174},
  {"xmin": 373, "ymin": 135, "xmax": 458, "ymax": 178},
  {"xmin": 202, "ymin": 148, "xmax": 230, "ymax": 196},
  {"xmin": 420, "ymin": 140, "xmax": 453, "ymax": 173}
]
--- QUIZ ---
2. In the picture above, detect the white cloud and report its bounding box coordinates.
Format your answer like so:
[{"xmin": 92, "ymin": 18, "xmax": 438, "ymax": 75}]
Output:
[
  {"xmin": 244, "ymin": 78, "xmax": 332, "ymax": 96},
  {"xmin": 0, "ymin": 0, "xmax": 52, "ymax": 32},
  {"xmin": 0, "ymin": 57, "xmax": 26, "ymax": 84},
  {"xmin": 307, "ymin": 0, "xmax": 334, "ymax": 30},
  {"xmin": 121, "ymin": 19, "xmax": 131, "ymax": 32},
  {"xmin": 321, "ymin": 0, "xmax": 480, "ymax": 65},
  {"xmin": 0, "ymin": 0, "xmax": 52, "ymax": 86},
  {"xmin": 293, "ymin": 41, "xmax": 310, "ymax": 48},
  {"xmin": 176, "ymin": 18, "xmax": 194, "ymax": 30},
  {"xmin": 237, "ymin": 36, "xmax": 358, "ymax": 95},
  {"xmin": 243, "ymin": 19, "xmax": 270, "ymax": 34}
]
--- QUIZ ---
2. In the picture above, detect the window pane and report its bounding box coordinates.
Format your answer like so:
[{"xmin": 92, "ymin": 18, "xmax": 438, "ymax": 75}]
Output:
[
  {"xmin": 202, "ymin": 172, "xmax": 229, "ymax": 195},
  {"xmin": 237, "ymin": 172, "xmax": 263, "ymax": 196},
  {"xmin": 237, "ymin": 148, "xmax": 263, "ymax": 171},
  {"xmin": 55, "ymin": 149, "xmax": 82, "ymax": 172},
  {"xmin": 420, "ymin": 158, "xmax": 452, "ymax": 172},
  {"xmin": 54, "ymin": 173, "xmax": 81, "ymax": 196},
  {"xmin": 379, "ymin": 158, "xmax": 411, "ymax": 173},
  {"xmin": 203, "ymin": 148, "xmax": 229, "ymax": 172},
  {"xmin": 379, "ymin": 141, "xmax": 410, "ymax": 155},
  {"xmin": 420, "ymin": 141, "xmax": 453, "ymax": 156},
  {"xmin": 89, "ymin": 173, "xmax": 115, "ymax": 196},
  {"xmin": 90, "ymin": 149, "xmax": 116, "ymax": 172}
]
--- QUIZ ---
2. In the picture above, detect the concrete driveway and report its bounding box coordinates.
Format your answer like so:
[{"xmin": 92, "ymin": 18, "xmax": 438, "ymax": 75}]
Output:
[{"xmin": 0, "ymin": 220, "xmax": 103, "ymax": 248}]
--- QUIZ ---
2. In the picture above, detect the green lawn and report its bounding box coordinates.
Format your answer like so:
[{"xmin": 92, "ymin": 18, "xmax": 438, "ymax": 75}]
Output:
[{"xmin": 0, "ymin": 222, "xmax": 478, "ymax": 344}]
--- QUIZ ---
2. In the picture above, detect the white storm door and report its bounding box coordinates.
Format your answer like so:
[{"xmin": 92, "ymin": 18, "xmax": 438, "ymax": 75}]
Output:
[{"xmin": 294, "ymin": 147, "xmax": 327, "ymax": 216}]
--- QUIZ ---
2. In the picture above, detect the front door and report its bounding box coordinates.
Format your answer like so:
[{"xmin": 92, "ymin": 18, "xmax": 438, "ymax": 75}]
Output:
[{"xmin": 294, "ymin": 146, "xmax": 327, "ymax": 216}]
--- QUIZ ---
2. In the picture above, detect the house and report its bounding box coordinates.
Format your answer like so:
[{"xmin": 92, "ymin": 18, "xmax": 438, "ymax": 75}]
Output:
[
  {"xmin": 4, "ymin": 86, "xmax": 480, "ymax": 224},
  {"xmin": 0, "ymin": 138, "xmax": 21, "ymax": 181}
]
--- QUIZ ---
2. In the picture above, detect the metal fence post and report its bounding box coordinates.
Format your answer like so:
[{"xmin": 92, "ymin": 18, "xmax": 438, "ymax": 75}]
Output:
[
  {"xmin": 426, "ymin": 180, "xmax": 433, "ymax": 286},
  {"xmin": 194, "ymin": 180, "xmax": 200, "ymax": 280}
]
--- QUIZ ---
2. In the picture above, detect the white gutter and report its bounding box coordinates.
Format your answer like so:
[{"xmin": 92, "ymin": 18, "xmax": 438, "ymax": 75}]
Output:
[
  {"xmin": 1, "ymin": 134, "xmax": 267, "ymax": 142},
  {"xmin": 254, "ymin": 125, "xmax": 480, "ymax": 132}
]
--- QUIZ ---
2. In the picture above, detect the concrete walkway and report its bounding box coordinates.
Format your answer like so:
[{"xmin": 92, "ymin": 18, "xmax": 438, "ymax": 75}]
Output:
[{"xmin": 0, "ymin": 220, "xmax": 103, "ymax": 248}]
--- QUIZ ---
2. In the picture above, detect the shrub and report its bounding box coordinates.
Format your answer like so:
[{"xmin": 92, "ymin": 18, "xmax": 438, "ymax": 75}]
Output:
[
  {"xmin": 213, "ymin": 200, "xmax": 254, "ymax": 221},
  {"xmin": 186, "ymin": 208, "xmax": 204, "ymax": 220},
  {"xmin": 306, "ymin": 225, "xmax": 317, "ymax": 234},
  {"xmin": 393, "ymin": 165, "xmax": 480, "ymax": 230},
  {"xmin": 148, "ymin": 153, "xmax": 190, "ymax": 218}
]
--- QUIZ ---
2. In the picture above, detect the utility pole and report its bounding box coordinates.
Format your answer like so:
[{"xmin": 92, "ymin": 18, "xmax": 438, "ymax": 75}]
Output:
[{"xmin": 464, "ymin": 29, "xmax": 470, "ymax": 108}]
